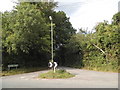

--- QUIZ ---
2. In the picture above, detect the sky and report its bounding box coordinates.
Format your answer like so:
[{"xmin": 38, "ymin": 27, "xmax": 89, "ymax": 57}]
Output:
[
  {"xmin": 0, "ymin": 0, "xmax": 120, "ymax": 32},
  {"xmin": 55, "ymin": 0, "xmax": 120, "ymax": 32}
]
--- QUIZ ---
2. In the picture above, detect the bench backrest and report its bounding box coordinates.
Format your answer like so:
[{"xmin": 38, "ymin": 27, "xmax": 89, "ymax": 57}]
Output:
[{"xmin": 8, "ymin": 64, "xmax": 18, "ymax": 67}]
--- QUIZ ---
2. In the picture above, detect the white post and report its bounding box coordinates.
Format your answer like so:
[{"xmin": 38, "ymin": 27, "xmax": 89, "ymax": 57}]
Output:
[
  {"xmin": 53, "ymin": 62, "xmax": 58, "ymax": 73},
  {"xmin": 49, "ymin": 16, "xmax": 54, "ymax": 72},
  {"xmin": 49, "ymin": 16, "xmax": 53, "ymax": 63},
  {"xmin": 54, "ymin": 67, "xmax": 55, "ymax": 73},
  {"xmin": 49, "ymin": 16, "xmax": 53, "ymax": 62}
]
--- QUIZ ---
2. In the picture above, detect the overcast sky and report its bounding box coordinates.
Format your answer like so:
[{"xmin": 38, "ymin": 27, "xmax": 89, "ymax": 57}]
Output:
[{"xmin": 0, "ymin": 0, "xmax": 119, "ymax": 32}]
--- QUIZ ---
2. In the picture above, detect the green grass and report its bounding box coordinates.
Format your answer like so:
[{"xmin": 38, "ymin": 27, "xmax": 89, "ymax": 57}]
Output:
[
  {"xmin": 38, "ymin": 69, "xmax": 75, "ymax": 79},
  {"xmin": 70, "ymin": 64, "xmax": 118, "ymax": 73},
  {"xmin": 0, "ymin": 67, "xmax": 48, "ymax": 76}
]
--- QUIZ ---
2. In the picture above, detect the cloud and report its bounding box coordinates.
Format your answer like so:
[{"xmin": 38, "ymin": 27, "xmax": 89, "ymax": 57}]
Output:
[
  {"xmin": 55, "ymin": 2, "xmax": 85, "ymax": 16},
  {"xmin": 0, "ymin": 0, "xmax": 17, "ymax": 12},
  {"xmin": 56, "ymin": 0, "xmax": 119, "ymax": 32},
  {"xmin": 69, "ymin": 0, "xmax": 119, "ymax": 32},
  {"xmin": 118, "ymin": 1, "xmax": 120, "ymax": 12}
]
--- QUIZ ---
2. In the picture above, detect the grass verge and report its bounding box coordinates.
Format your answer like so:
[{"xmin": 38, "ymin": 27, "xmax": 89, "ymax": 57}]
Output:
[
  {"xmin": 0, "ymin": 67, "xmax": 48, "ymax": 76},
  {"xmin": 38, "ymin": 69, "xmax": 75, "ymax": 79},
  {"xmin": 69, "ymin": 64, "xmax": 118, "ymax": 73}
]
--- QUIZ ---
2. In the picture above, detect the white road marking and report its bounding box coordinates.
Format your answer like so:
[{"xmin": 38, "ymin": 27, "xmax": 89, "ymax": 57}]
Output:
[
  {"xmin": 31, "ymin": 75, "xmax": 36, "ymax": 78},
  {"xmin": 41, "ymin": 79, "xmax": 49, "ymax": 80},
  {"xmin": 24, "ymin": 78, "xmax": 29, "ymax": 80},
  {"xmin": 20, "ymin": 77, "xmax": 25, "ymax": 79},
  {"xmin": 1, "ymin": 77, "xmax": 5, "ymax": 79}
]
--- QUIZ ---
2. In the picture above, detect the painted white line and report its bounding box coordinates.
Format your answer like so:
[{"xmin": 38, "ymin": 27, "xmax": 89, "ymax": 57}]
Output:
[
  {"xmin": 1, "ymin": 77, "xmax": 5, "ymax": 79},
  {"xmin": 41, "ymin": 79, "xmax": 49, "ymax": 80},
  {"xmin": 20, "ymin": 77, "xmax": 25, "ymax": 79},
  {"xmin": 31, "ymin": 75, "xmax": 36, "ymax": 78},
  {"xmin": 24, "ymin": 78, "xmax": 29, "ymax": 80}
]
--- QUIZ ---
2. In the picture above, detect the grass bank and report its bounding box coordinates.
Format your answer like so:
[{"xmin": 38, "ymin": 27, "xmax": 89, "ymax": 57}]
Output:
[
  {"xmin": 69, "ymin": 64, "xmax": 118, "ymax": 73},
  {"xmin": 0, "ymin": 67, "xmax": 48, "ymax": 76}
]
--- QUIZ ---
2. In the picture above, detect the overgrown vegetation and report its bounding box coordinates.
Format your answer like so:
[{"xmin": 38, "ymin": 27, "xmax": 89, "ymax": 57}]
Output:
[
  {"xmin": 63, "ymin": 13, "xmax": 120, "ymax": 72},
  {"xmin": 39, "ymin": 69, "xmax": 75, "ymax": 79}
]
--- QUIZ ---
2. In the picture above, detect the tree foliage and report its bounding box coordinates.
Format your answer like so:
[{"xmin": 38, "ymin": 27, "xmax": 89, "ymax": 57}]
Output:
[
  {"xmin": 64, "ymin": 12, "xmax": 120, "ymax": 72},
  {"xmin": 1, "ymin": 1, "xmax": 119, "ymax": 72},
  {"xmin": 1, "ymin": 2, "xmax": 76, "ymax": 69}
]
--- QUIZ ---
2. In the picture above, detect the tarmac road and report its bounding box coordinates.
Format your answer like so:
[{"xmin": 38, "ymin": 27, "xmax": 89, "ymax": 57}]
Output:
[{"xmin": 1, "ymin": 67, "xmax": 118, "ymax": 88}]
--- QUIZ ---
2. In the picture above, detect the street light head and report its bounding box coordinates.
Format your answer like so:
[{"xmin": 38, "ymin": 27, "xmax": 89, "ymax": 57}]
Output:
[{"xmin": 49, "ymin": 16, "xmax": 52, "ymax": 20}]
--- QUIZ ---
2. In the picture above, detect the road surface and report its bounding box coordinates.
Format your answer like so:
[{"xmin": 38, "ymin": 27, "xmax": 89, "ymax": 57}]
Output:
[{"xmin": 1, "ymin": 67, "xmax": 118, "ymax": 88}]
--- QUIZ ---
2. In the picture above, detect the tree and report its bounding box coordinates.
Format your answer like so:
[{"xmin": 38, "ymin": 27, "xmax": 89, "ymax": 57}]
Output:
[
  {"xmin": 112, "ymin": 12, "xmax": 120, "ymax": 25},
  {"xmin": 82, "ymin": 18, "xmax": 120, "ymax": 71},
  {"xmin": 28, "ymin": 2, "xmax": 76, "ymax": 64},
  {"xmin": 2, "ymin": 1, "xmax": 76, "ymax": 69},
  {"xmin": 2, "ymin": 3, "xmax": 51, "ymax": 68},
  {"xmin": 63, "ymin": 34, "xmax": 84, "ymax": 67}
]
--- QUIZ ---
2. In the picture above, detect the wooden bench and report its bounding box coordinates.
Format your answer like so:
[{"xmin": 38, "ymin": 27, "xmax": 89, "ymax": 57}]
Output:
[{"xmin": 8, "ymin": 64, "xmax": 18, "ymax": 70}]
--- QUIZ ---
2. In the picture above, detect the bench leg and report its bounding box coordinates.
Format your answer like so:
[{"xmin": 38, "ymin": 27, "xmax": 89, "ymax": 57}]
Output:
[{"xmin": 8, "ymin": 67, "xmax": 10, "ymax": 71}]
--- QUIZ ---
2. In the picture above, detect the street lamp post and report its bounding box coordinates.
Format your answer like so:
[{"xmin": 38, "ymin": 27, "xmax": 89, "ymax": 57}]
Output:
[
  {"xmin": 49, "ymin": 16, "xmax": 53, "ymax": 63},
  {"xmin": 48, "ymin": 16, "xmax": 58, "ymax": 73}
]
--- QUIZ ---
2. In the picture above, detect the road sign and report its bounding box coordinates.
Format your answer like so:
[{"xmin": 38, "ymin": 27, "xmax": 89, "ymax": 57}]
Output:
[
  {"xmin": 48, "ymin": 62, "xmax": 53, "ymax": 68},
  {"xmin": 53, "ymin": 62, "xmax": 57, "ymax": 68},
  {"xmin": 48, "ymin": 62, "xmax": 58, "ymax": 73},
  {"xmin": 53, "ymin": 62, "xmax": 57, "ymax": 73}
]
